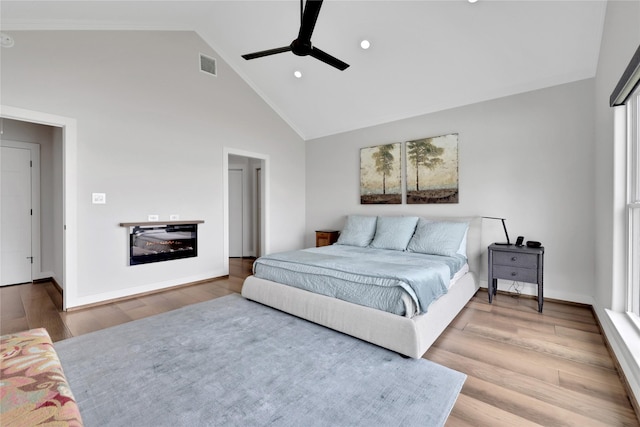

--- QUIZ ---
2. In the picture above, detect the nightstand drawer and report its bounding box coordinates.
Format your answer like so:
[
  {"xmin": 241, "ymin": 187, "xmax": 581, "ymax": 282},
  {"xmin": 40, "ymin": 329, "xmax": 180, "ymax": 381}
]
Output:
[
  {"xmin": 492, "ymin": 265, "xmax": 538, "ymax": 283},
  {"xmin": 493, "ymin": 251, "xmax": 538, "ymax": 269}
]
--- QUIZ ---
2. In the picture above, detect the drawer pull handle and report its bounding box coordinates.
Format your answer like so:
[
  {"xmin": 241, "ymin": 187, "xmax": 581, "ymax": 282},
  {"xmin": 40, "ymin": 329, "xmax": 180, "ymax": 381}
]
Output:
[
  {"xmin": 511, "ymin": 272, "xmax": 517, "ymax": 276},
  {"xmin": 511, "ymin": 257, "xmax": 517, "ymax": 262}
]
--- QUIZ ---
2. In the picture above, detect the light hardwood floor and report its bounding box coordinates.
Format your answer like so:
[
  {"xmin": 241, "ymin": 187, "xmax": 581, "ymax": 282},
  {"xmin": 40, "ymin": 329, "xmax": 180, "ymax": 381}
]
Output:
[{"xmin": 1, "ymin": 258, "xmax": 638, "ymax": 426}]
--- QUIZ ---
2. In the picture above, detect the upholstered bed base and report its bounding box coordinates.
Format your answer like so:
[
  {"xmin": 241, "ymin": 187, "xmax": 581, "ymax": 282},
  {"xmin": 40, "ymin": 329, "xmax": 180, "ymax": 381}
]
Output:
[{"xmin": 241, "ymin": 271, "xmax": 479, "ymax": 359}]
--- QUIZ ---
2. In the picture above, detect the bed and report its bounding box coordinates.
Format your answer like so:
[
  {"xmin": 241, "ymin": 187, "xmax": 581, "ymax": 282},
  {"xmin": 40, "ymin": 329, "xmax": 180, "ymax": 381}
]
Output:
[{"xmin": 241, "ymin": 215, "xmax": 481, "ymax": 359}]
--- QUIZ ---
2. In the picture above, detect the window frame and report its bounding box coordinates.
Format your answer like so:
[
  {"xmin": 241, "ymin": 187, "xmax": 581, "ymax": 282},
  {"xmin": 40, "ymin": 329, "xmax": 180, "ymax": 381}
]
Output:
[{"xmin": 627, "ymin": 85, "xmax": 640, "ymax": 319}]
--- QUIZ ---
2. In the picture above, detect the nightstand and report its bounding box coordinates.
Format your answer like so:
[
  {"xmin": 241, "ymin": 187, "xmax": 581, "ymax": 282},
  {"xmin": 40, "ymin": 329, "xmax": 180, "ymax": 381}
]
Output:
[
  {"xmin": 488, "ymin": 243, "xmax": 545, "ymax": 312},
  {"xmin": 315, "ymin": 230, "xmax": 339, "ymax": 247}
]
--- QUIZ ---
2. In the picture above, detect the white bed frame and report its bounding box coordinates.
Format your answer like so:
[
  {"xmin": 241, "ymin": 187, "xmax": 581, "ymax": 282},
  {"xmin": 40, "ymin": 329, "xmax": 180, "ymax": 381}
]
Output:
[{"xmin": 241, "ymin": 216, "xmax": 482, "ymax": 359}]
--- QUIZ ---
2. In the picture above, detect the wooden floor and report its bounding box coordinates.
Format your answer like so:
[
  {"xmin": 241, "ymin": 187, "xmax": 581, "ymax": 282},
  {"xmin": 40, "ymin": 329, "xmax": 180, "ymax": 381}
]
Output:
[{"xmin": 1, "ymin": 258, "xmax": 638, "ymax": 426}]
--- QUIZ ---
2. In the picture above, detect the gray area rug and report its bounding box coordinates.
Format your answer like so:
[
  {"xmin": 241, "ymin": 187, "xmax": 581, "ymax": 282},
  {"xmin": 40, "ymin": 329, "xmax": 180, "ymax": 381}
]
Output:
[{"xmin": 55, "ymin": 294, "xmax": 465, "ymax": 427}]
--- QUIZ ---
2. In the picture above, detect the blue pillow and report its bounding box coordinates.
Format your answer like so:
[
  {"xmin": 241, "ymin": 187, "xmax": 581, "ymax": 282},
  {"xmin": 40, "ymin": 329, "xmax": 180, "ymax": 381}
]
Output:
[
  {"xmin": 407, "ymin": 219, "xmax": 469, "ymax": 257},
  {"xmin": 369, "ymin": 216, "xmax": 419, "ymax": 251},
  {"xmin": 336, "ymin": 215, "xmax": 378, "ymax": 247}
]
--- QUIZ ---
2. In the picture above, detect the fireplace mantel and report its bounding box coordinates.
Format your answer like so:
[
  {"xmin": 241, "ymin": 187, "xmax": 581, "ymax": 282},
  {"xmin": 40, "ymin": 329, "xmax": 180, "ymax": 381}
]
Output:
[{"xmin": 119, "ymin": 220, "xmax": 204, "ymax": 227}]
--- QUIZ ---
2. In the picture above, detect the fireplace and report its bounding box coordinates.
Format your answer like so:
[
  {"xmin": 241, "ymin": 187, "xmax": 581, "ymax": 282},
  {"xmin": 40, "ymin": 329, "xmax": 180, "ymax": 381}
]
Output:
[{"xmin": 129, "ymin": 223, "xmax": 198, "ymax": 265}]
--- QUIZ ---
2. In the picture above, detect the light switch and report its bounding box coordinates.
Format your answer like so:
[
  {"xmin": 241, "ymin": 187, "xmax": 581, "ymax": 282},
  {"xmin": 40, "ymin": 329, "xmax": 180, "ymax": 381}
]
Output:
[
  {"xmin": 92, "ymin": 193, "xmax": 106, "ymax": 204},
  {"xmin": 148, "ymin": 214, "xmax": 159, "ymax": 221},
  {"xmin": 169, "ymin": 214, "xmax": 180, "ymax": 221}
]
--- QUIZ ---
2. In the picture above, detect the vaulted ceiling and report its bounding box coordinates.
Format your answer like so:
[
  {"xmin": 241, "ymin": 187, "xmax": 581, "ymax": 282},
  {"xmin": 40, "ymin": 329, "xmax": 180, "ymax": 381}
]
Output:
[{"xmin": 1, "ymin": 1, "xmax": 607, "ymax": 140}]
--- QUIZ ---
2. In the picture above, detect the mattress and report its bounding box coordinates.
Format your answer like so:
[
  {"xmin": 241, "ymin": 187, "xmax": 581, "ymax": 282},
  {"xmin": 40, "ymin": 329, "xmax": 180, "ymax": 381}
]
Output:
[{"xmin": 253, "ymin": 245, "xmax": 467, "ymax": 317}]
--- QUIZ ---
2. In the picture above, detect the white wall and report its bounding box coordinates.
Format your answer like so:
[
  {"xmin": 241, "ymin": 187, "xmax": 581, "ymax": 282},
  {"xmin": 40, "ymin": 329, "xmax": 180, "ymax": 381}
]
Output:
[
  {"xmin": 306, "ymin": 79, "xmax": 596, "ymax": 304},
  {"xmin": 1, "ymin": 31, "xmax": 306, "ymax": 307}
]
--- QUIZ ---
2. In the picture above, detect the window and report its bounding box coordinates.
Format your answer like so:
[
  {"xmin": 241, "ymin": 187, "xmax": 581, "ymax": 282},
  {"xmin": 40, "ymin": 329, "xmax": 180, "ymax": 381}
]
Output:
[
  {"xmin": 628, "ymin": 86, "xmax": 640, "ymax": 316},
  {"xmin": 611, "ymin": 43, "xmax": 640, "ymax": 318}
]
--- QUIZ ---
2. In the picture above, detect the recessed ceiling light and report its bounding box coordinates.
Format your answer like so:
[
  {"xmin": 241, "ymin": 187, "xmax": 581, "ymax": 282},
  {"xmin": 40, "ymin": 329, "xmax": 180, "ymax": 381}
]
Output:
[
  {"xmin": 294, "ymin": 70, "xmax": 303, "ymax": 79},
  {"xmin": 468, "ymin": 0, "xmax": 479, "ymax": 3},
  {"xmin": 360, "ymin": 40, "xmax": 371, "ymax": 50}
]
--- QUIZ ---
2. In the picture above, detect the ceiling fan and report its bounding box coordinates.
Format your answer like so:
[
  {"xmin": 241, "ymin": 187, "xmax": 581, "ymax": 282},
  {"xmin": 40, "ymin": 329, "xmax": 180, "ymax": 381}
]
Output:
[{"xmin": 242, "ymin": 0, "xmax": 350, "ymax": 71}]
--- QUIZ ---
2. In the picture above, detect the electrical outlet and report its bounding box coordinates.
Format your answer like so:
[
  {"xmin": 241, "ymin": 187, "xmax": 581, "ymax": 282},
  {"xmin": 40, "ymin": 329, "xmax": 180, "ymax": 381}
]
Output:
[
  {"xmin": 169, "ymin": 214, "xmax": 180, "ymax": 221},
  {"xmin": 148, "ymin": 214, "xmax": 159, "ymax": 222},
  {"xmin": 92, "ymin": 193, "xmax": 106, "ymax": 204}
]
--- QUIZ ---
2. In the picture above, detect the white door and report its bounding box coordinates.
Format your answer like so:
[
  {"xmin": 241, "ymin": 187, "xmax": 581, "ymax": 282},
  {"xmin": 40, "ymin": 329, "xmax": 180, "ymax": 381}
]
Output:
[
  {"xmin": 229, "ymin": 169, "xmax": 243, "ymax": 257},
  {"xmin": 1, "ymin": 146, "xmax": 33, "ymax": 286}
]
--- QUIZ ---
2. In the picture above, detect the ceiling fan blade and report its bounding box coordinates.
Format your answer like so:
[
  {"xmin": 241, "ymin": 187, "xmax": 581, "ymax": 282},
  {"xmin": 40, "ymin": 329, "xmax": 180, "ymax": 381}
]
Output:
[
  {"xmin": 310, "ymin": 46, "xmax": 350, "ymax": 71},
  {"xmin": 298, "ymin": 0, "xmax": 323, "ymax": 43},
  {"xmin": 242, "ymin": 46, "xmax": 292, "ymax": 60}
]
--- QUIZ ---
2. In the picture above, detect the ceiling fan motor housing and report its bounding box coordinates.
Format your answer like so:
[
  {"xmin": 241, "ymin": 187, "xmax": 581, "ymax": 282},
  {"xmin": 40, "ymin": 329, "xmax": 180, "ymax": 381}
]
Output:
[{"xmin": 291, "ymin": 39, "xmax": 312, "ymax": 56}]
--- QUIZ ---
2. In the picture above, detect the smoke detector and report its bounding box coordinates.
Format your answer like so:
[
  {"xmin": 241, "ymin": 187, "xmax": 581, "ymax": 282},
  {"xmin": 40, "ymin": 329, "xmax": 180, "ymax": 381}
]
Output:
[{"xmin": 1, "ymin": 33, "xmax": 14, "ymax": 48}]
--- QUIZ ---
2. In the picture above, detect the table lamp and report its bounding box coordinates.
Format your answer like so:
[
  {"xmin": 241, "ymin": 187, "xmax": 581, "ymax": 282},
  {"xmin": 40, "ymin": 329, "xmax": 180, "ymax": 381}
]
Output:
[{"xmin": 483, "ymin": 216, "xmax": 511, "ymax": 246}]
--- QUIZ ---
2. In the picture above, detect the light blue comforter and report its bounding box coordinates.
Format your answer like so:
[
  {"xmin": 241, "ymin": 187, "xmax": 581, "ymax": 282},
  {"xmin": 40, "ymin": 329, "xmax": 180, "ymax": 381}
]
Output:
[{"xmin": 253, "ymin": 245, "xmax": 467, "ymax": 316}]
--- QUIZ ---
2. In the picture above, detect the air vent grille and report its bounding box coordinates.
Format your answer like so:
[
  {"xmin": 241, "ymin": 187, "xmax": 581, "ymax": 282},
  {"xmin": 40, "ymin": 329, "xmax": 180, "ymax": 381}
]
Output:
[{"xmin": 200, "ymin": 53, "xmax": 217, "ymax": 76}]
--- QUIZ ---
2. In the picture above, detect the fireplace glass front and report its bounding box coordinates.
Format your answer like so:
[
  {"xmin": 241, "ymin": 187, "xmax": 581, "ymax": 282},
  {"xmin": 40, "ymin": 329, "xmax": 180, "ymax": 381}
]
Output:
[{"xmin": 129, "ymin": 224, "xmax": 198, "ymax": 265}]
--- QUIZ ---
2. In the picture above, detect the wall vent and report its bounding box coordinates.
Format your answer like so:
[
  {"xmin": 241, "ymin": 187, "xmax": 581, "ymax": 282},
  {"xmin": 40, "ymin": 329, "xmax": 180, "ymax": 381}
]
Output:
[{"xmin": 199, "ymin": 53, "xmax": 217, "ymax": 77}]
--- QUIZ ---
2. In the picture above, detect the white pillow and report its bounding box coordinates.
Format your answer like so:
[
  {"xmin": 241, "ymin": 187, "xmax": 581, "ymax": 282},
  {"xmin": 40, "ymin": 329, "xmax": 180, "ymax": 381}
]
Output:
[
  {"xmin": 336, "ymin": 215, "xmax": 378, "ymax": 247},
  {"xmin": 407, "ymin": 219, "xmax": 469, "ymax": 257},
  {"xmin": 457, "ymin": 228, "xmax": 469, "ymax": 257},
  {"xmin": 369, "ymin": 216, "xmax": 419, "ymax": 251}
]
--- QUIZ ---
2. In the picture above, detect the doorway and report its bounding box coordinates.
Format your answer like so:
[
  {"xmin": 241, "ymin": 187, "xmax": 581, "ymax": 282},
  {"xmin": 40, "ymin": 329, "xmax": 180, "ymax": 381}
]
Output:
[
  {"xmin": 224, "ymin": 149, "xmax": 268, "ymax": 274},
  {"xmin": 228, "ymin": 155, "xmax": 264, "ymax": 259},
  {"xmin": 1, "ymin": 106, "xmax": 77, "ymax": 310}
]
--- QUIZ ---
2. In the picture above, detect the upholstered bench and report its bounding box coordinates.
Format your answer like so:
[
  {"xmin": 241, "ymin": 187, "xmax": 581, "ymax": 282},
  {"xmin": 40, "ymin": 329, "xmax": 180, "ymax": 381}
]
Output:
[{"xmin": 1, "ymin": 328, "xmax": 83, "ymax": 426}]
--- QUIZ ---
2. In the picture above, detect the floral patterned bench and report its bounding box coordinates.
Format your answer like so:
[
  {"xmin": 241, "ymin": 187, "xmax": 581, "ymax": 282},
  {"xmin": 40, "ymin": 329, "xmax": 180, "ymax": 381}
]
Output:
[{"xmin": 1, "ymin": 328, "xmax": 83, "ymax": 426}]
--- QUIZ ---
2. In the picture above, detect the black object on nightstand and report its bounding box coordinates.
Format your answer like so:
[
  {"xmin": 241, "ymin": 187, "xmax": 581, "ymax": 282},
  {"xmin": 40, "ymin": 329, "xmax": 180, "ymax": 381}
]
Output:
[{"xmin": 488, "ymin": 243, "xmax": 545, "ymax": 312}]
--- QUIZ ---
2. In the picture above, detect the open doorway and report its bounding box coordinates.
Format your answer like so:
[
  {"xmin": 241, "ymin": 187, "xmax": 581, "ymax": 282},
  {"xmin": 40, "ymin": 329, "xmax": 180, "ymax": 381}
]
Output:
[
  {"xmin": 1, "ymin": 106, "xmax": 77, "ymax": 310},
  {"xmin": 224, "ymin": 149, "xmax": 268, "ymax": 276}
]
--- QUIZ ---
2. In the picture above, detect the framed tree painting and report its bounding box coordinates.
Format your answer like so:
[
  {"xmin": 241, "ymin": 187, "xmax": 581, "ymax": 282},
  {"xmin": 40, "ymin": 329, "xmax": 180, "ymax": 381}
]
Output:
[
  {"xmin": 406, "ymin": 133, "xmax": 459, "ymax": 204},
  {"xmin": 360, "ymin": 142, "xmax": 402, "ymax": 204}
]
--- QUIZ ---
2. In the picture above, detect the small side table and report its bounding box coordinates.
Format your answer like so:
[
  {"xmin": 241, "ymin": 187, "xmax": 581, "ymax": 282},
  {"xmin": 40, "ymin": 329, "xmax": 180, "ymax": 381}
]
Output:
[
  {"xmin": 488, "ymin": 243, "xmax": 545, "ymax": 312},
  {"xmin": 315, "ymin": 230, "xmax": 340, "ymax": 247}
]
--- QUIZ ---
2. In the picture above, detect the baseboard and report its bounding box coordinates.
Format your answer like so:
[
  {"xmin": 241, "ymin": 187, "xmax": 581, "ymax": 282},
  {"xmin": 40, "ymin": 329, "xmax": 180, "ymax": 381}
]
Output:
[
  {"xmin": 33, "ymin": 276, "xmax": 63, "ymax": 295},
  {"xmin": 65, "ymin": 275, "xmax": 229, "ymax": 312},
  {"xmin": 477, "ymin": 287, "xmax": 593, "ymax": 308}
]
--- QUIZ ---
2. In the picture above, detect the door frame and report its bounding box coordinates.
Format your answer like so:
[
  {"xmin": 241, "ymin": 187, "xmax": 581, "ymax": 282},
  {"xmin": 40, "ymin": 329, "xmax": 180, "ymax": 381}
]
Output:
[
  {"xmin": 1, "ymin": 140, "xmax": 41, "ymax": 284},
  {"xmin": 223, "ymin": 147, "xmax": 269, "ymax": 274},
  {"xmin": 1, "ymin": 105, "xmax": 77, "ymax": 310}
]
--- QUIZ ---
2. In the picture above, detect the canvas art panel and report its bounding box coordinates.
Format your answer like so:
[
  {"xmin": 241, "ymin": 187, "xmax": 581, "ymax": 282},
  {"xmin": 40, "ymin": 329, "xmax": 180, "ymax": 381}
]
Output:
[
  {"xmin": 406, "ymin": 133, "xmax": 459, "ymax": 204},
  {"xmin": 360, "ymin": 142, "xmax": 402, "ymax": 204}
]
